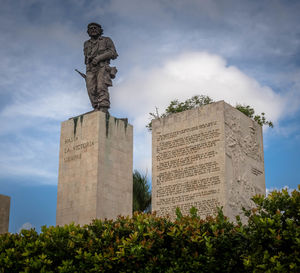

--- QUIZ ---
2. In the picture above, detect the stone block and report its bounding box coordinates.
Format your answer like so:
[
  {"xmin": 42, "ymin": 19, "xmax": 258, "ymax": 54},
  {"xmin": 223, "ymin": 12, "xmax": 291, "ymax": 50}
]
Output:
[
  {"xmin": 0, "ymin": 194, "xmax": 10, "ymax": 234},
  {"xmin": 152, "ymin": 101, "xmax": 265, "ymax": 221},
  {"xmin": 56, "ymin": 111, "xmax": 133, "ymax": 226}
]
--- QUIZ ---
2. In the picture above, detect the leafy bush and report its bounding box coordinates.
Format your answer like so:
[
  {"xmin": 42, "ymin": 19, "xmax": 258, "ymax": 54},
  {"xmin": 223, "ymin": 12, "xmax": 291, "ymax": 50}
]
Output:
[
  {"xmin": 235, "ymin": 104, "xmax": 273, "ymax": 127},
  {"xmin": 147, "ymin": 95, "xmax": 274, "ymax": 130},
  {"xmin": 241, "ymin": 187, "xmax": 299, "ymax": 272},
  {"xmin": 0, "ymin": 187, "xmax": 299, "ymax": 272},
  {"xmin": 147, "ymin": 95, "xmax": 213, "ymax": 130}
]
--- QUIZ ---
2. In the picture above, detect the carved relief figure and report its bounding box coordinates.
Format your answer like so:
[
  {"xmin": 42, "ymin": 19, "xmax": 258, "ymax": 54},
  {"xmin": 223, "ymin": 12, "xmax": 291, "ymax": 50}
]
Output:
[
  {"xmin": 83, "ymin": 23, "xmax": 118, "ymax": 113},
  {"xmin": 225, "ymin": 108, "xmax": 264, "ymax": 220}
]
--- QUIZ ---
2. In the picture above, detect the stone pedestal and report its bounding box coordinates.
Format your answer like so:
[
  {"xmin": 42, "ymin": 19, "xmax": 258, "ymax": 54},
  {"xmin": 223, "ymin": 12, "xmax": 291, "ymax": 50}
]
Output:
[
  {"xmin": 152, "ymin": 101, "xmax": 265, "ymax": 221},
  {"xmin": 0, "ymin": 194, "xmax": 10, "ymax": 234},
  {"xmin": 56, "ymin": 111, "xmax": 133, "ymax": 226}
]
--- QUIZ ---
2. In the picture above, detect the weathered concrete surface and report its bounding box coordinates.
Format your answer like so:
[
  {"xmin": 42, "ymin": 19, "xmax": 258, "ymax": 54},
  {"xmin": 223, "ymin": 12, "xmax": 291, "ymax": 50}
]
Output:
[
  {"xmin": 0, "ymin": 194, "xmax": 10, "ymax": 234},
  {"xmin": 56, "ymin": 111, "xmax": 133, "ymax": 226},
  {"xmin": 152, "ymin": 101, "xmax": 265, "ymax": 221}
]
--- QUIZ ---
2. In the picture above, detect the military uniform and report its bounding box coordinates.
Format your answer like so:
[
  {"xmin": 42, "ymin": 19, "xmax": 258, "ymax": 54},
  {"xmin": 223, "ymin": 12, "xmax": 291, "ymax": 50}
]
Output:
[{"xmin": 84, "ymin": 36, "xmax": 118, "ymax": 111}]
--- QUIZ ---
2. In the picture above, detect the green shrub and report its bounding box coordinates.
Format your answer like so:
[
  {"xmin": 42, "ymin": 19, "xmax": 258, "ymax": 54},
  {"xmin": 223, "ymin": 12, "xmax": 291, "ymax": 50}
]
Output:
[
  {"xmin": 0, "ymin": 187, "xmax": 299, "ymax": 272},
  {"xmin": 241, "ymin": 187, "xmax": 300, "ymax": 272},
  {"xmin": 147, "ymin": 95, "xmax": 273, "ymax": 130}
]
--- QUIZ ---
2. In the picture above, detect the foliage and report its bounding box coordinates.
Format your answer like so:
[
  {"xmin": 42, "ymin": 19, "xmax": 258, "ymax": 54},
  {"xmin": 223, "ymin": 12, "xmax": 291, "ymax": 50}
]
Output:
[
  {"xmin": 0, "ymin": 188, "xmax": 299, "ymax": 272},
  {"xmin": 133, "ymin": 170, "xmax": 151, "ymax": 213},
  {"xmin": 235, "ymin": 104, "xmax": 273, "ymax": 127},
  {"xmin": 241, "ymin": 186, "xmax": 300, "ymax": 272},
  {"xmin": 147, "ymin": 95, "xmax": 273, "ymax": 130},
  {"xmin": 146, "ymin": 95, "xmax": 213, "ymax": 130},
  {"xmin": 164, "ymin": 95, "xmax": 213, "ymax": 114}
]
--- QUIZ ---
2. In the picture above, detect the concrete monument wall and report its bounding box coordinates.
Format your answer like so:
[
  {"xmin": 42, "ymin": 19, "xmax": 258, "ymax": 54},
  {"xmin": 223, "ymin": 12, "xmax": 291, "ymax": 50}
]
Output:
[
  {"xmin": 152, "ymin": 101, "xmax": 265, "ymax": 221},
  {"xmin": 0, "ymin": 194, "xmax": 10, "ymax": 234},
  {"xmin": 56, "ymin": 111, "xmax": 133, "ymax": 226}
]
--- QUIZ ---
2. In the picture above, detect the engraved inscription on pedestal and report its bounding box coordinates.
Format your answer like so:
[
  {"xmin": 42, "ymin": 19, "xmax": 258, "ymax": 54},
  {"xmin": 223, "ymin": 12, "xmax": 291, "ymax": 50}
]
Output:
[
  {"xmin": 0, "ymin": 194, "xmax": 10, "ymax": 234},
  {"xmin": 152, "ymin": 102, "xmax": 226, "ymax": 219},
  {"xmin": 56, "ymin": 111, "xmax": 133, "ymax": 226},
  {"xmin": 152, "ymin": 101, "xmax": 265, "ymax": 221}
]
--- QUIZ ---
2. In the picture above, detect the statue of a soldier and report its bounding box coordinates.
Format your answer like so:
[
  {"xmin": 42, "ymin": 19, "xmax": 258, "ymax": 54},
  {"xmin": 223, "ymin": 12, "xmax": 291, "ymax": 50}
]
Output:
[{"xmin": 83, "ymin": 23, "xmax": 118, "ymax": 113}]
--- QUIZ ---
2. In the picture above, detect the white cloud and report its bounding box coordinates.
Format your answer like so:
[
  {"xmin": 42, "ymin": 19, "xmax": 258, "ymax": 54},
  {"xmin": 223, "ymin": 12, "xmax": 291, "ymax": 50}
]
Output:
[
  {"xmin": 113, "ymin": 51, "xmax": 289, "ymax": 133},
  {"xmin": 0, "ymin": 0, "xmax": 299, "ymax": 187},
  {"xmin": 273, "ymin": 123, "xmax": 300, "ymax": 138},
  {"xmin": 1, "ymin": 88, "xmax": 88, "ymax": 121},
  {"xmin": 0, "ymin": 134, "xmax": 59, "ymax": 185},
  {"xmin": 110, "ymin": 51, "xmax": 300, "ymax": 177},
  {"xmin": 1, "ymin": 50, "xmax": 298, "ymax": 185},
  {"xmin": 266, "ymin": 186, "xmax": 295, "ymax": 196},
  {"xmin": 0, "ymin": 67, "xmax": 90, "ymax": 135}
]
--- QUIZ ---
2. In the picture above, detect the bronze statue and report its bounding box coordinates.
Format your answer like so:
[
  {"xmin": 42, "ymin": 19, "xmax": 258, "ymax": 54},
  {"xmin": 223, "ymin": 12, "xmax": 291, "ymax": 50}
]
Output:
[{"xmin": 77, "ymin": 23, "xmax": 118, "ymax": 113}]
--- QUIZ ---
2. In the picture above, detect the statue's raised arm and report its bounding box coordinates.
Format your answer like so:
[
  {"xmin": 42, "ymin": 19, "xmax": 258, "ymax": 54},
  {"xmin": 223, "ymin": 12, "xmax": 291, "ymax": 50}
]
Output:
[{"xmin": 83, "ymin": 22, "xmax": 118, "ymax": 113}]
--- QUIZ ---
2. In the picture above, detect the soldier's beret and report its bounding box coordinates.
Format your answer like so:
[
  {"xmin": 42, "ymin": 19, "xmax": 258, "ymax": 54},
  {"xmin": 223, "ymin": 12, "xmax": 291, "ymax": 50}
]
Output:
[{"xmin": 87, "ymin": 22, "xmax": 102, "ymax": 29}]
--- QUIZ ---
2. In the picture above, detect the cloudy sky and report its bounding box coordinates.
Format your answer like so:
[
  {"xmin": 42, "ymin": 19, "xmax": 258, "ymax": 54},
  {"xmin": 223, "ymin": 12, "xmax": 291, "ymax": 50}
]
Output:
[{"xmin": 0, "ymin": 0, "xmax": 299, "ymax": 233}]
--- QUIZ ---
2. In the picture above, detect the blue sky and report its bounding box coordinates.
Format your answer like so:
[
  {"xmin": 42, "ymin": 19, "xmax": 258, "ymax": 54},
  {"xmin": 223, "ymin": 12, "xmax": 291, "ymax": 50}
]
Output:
[{"xmin": 0, "ymin": 0, "xmax": 299, "ymax": 233}]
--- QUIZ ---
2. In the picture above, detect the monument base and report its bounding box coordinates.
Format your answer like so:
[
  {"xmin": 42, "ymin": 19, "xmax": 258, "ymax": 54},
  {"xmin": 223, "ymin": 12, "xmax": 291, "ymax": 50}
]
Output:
[
  {"xmin": 0, "ymin": 194, "xmax": 10, "ymax": 234},
  {"xmin": 56, "ymin": 111, "xmax": 133, "ymax": 226},
  {"xmin": 152, "ymin": 101, "xmax": 265, "ymax": 222}
]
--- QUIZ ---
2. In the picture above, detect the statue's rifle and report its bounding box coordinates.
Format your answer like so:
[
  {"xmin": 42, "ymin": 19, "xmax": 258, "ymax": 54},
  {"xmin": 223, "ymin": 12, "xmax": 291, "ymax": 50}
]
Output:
[{"xmin": 75, "ymin": 69, "xmax": 86, "ymax": 80}]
